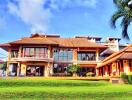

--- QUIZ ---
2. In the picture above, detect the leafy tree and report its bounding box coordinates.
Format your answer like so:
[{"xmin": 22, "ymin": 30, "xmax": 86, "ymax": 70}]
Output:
[
  {"xmin": 0, "ymin": 62, "xmax": 7, "ymax": 71},
  {"xmin": 111, "ymin": 0, "xmax": 132, "ymax": 40},
  {"xmin": 67, "ymin": 64, "xmax": 80, "ymax": 77}
]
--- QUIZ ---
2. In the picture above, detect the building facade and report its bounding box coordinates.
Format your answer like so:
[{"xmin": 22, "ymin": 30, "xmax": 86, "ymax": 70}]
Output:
[
  {"xmin": 0, "ymin": 33, "xmax": 131, "ymax": 77},
  {"xmin": 0, "ymin": 34, "xmax": 108, "ymax": 77},
  {"xmin": 97, "ymin": 45, "xmax": 132, "ymax": 77}
]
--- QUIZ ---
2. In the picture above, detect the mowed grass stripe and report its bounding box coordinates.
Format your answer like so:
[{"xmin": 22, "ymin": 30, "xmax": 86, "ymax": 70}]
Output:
[{"xmin": 0, "ymin": 78, "xmax": 132, "ymax": 100}]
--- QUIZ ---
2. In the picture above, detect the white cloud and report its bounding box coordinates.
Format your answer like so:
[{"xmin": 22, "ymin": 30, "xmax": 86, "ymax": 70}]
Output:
[
  {"xmin": 7, "ymin": 0, "xmax": 52, "ymax": 33},
  {"xmin": 7, "ymin": 0, "xmax": 97, "ymax": 33},
  {"xmin": 49, "ymin": 0, "xmax": 97, "ymax": 10}
]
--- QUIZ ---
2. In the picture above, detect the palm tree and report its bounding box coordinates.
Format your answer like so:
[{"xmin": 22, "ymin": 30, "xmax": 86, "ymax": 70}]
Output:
[{"xmin": 111, "ymin": 0, "xmax": 132, "ymax": 40}]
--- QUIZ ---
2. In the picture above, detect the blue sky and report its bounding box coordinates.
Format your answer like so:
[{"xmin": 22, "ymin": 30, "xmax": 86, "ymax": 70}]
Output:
[{"xmin": 0, "ymin": 0, "xmax": 132, "ymax": 59}]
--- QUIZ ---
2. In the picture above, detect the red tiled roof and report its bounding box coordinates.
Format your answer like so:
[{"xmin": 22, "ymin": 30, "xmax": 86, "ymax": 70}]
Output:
[
  {"xmin": 97, "ymin": 44, "xmax": 132, "ymax": 68},
  {"xmin": 10, "ymin": 37, "xmax": 58, "ymax": 45},
  {"xmin": 0, "ymin": 34, "xmax": 107, "ymax": 48},
  {"xmin": 48, "ymin": 38, "xmax": 106, "ymax": 48},
  {"xmin": 119, "ymin": 53, "xmax": 132, "ymax": 59}
]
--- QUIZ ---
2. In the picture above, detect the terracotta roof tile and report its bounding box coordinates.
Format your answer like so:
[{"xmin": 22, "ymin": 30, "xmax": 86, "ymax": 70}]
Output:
[
  {"xmin": 0, "ymin": 34, "xmax": 107, "ymax": 48},
  {"xmin": 10, "ymin": 37, "xmax": 58, "ymax": 45},
  {"xmin": 97, "ymin": 44, "xmax": 132, "ymax": 68},
  {"xmin": 119, "ymin": 53, "xmax": 132, "ymax": 59},
  {"xmin": 48, "ymin": 38, "xmax": 106, "ymax": 48}
]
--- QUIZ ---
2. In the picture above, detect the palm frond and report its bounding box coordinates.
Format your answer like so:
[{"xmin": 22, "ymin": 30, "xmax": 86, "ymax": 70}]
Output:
[
  {"xmin": 111, "ymin": 11, "xmax": 124, "ymax": 28},
  {"xmin": 121, "ymin": 17, "xmax": 131, "ymax": 39},
  {"xmin": 113, "ymin": 0, "xmax": 131, "ymax": 9},
  {"xmin": 113, "ymin": 0, "xmax": 123, "ymax": 9},
  {"xmin": 113, "ymin": 0, "xmax": 122, "ymax": 6}
]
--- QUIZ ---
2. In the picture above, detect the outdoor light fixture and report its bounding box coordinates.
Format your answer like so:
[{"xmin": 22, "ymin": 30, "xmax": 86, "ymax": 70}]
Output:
[{"xmin": 128, "ymin": 0, "xmax": 132, "ymax": 7}]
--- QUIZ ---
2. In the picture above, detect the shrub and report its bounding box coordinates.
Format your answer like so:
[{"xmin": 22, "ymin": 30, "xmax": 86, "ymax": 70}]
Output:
[
  {"xmin": 0, "ymin": 62, "xmax": 7, "ymax": 71},
  {"xmin": 120, "ymin": 72, "xmax": 127, "ymax": 80},
  {"xmin": 67, "ymin": 65, "xmax": 80, "ymax": 77},
  {"xmin": 128, "ymin": 72, "xmax": 132, "ymax": 84}
]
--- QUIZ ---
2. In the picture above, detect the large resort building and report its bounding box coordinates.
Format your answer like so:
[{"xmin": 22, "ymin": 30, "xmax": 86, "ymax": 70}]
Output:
[{"xmin": 0, "ymin": 33, "xmax": 131, "ymax": 77}]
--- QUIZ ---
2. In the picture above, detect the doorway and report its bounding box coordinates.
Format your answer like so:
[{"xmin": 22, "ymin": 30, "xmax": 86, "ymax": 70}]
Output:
[
  {"xmin": 79, "ymin": 67, "xmax": 95, "ymax": 76},
  {"xmin": 9, "ymin": 63, "xmax": 18, "ymax": 76},
  {"xmin": 26, "ymin": 65, "xmax": 44, "ymax": 76}
]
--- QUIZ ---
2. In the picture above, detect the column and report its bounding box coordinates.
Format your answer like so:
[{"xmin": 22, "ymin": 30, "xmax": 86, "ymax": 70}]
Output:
[
  {"xmin": 18, "ymin": 46, "xmax": 22, "ymax": 58},
  {"xmin": 96, "ymin": 68, "xmax": 99, "ymax": 76},
  {"xmin": 45, "ymin": 63, "xmax": 52, "ymax": 77},
  {"xmin": 123, "ymin": 60, "xmax": 130, "ymax": 75},
  {"xmin": 96, "ymin": 48, "xmax": 99, "ymax": 61},
  {"xmin": 8, "ymin": 48, "xmax": 11, "ymax": 60},
  {"xmin": 49, "ymin": 63, "xmax": 53, "ymax": 76},
  {"xmin": 48, "ymin": 46, "xmax": 52, "ymax": 58},
  {"xmin": 20, "ymin": 63, "xmax": 26, "ymax": 76},
  {"xmin": 105, "ymin": 66, "xmax": 108, "ymax": 76},
  {"xmin": 17, "ymin": 62, "xmax": 20, "ymax": 76},
  {"xmin": 6, "ymin": 62, "xmax": 10, "ymax": 76},
  {"xmin": 116, "ymin": 62, "xmax": 120, "ymax": 76},
  {"xmin": 73, "ymin": 49, "xmax": 77, "ymax": 65}
]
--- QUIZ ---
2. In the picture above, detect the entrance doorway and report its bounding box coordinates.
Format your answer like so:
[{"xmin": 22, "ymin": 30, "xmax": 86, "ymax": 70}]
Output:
[
  {"xmin": 8, "ymin": 63, "xmax": 18, "ymax": 76},
  {"xmin": 26, "ymin": 65, "xmax": 44, "ymax": 76},
  {"xmin": 79, "ymin": 67, "xmax": 95, "ymax": 76}
]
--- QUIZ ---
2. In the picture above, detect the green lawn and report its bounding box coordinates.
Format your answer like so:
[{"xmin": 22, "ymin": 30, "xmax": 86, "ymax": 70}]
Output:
[{"xmin": 0, "ymin": 78, "xmax": 132, "ymax": 100}]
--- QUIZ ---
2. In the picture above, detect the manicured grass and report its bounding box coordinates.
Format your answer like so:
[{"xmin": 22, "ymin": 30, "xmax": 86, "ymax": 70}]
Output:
[{"xmin": 0, "ymin": 78, "xmax": 132, "ymax": 100}]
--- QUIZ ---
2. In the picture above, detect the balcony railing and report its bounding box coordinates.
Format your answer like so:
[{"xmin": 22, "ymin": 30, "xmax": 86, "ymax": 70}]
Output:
[
  {"xmin": 77, "ymin": 60, "xmax": 98, "ymax": 64},
  {"xmin": 10, "ymin": 53, "xmax": 53, "ymax": 62}
]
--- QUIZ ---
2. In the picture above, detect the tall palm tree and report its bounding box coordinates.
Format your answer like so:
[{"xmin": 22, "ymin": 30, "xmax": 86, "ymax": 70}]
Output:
[{"xmin": 111, "ymin": 0, "xmax": 132, "ymax": 40}]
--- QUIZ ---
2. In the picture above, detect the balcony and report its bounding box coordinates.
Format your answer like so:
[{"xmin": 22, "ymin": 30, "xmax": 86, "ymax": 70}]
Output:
[
  {"xmin": 10, "ymin": 53, "xmax": 53, "ymax": 62},
  {"xmin": 10, "ymin": 57, "xmax": 53, "ymax": 62}
]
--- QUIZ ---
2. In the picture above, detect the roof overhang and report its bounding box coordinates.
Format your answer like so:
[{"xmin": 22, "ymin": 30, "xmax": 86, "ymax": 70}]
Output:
[{"xmin": 0, "ymin": 43, "xmax": 11, "ymax": 51}]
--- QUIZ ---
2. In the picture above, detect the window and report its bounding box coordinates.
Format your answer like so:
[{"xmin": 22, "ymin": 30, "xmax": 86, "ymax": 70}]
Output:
[
  {"xmin": 30, "ymin": 48, "xmax": 35, "ymax": 57},
  {"xmin": 35, "ymin": 48, "xmax": 40, "ymax": 57},
  {"xmin": 53, "ymin": 48, "xmax": 73, "ymax": 61},
  {"xmin": 24, "ymin": 48, "xmax": 30, "ymax": 57},
  {"xmin": 11, "ymin": 50, "xmax": 18, "ymax": 58},
  {"xmin": 77, "ymin": 52, "xmax": 96, "ymax": 61},
  {"xmin": 23, "ymin": 47, "xmax": 48, "ymax": 58}
]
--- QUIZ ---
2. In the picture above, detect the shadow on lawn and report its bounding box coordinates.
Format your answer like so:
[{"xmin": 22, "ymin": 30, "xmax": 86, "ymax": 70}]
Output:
[{"xmin": 0, "ymin": 79, "xmax": 110, "ymax": 87}]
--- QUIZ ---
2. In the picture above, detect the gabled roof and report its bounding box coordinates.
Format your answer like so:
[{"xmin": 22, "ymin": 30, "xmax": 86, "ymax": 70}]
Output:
[
  {"xmin": 0, "ymin": 33, "xmax": 107, "ymax": 49},
  {"xmin": 97, "ymin": 44, "xmax": 132, "ymax": 68}
]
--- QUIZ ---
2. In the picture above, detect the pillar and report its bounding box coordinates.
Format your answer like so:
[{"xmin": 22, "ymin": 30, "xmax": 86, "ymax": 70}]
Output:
[
  {"xmin": 73, "ymin": 49, "xmax": 77, "ymax": 64},
  {"xmin": 116, "ymin": 62, "xmax": 120, "ymax": 76},
  {"xmin": 17, "ymin": 62, "xmax": 20, "ymax": 76},
  {"xmin": 20, "ymin": 63, "xmax": 26, "ymax": 76},
  {"xmin": 105, "ymin": 66, "xmax": 109, "ymax": 76},
  {"xmin": 49, "ymin": 63, "xmax": 53, "ymax": 76},
  {"xmin": 96, "ymin": 48, "xmax": 99, "ymax": 61},
  {"xmin": 8, "ymin": 48, "xmax": 11, "ymax": 60},
  {"xmin": 45, "ymin": 63, "xmax": 52, "ymax": 77},
  {"xmin": 6, "ymin": 62, "xmax": 10, "ymax": 76},
  {"xmin": 18, "ymin": 46, "xmax": 22, "ymax": 58},
  {"xmin": 123, "ymin": 60, "xmax": 130, "ymax": 75},
  {"xmin": 48, "ymin": 46, "xmax": 52, "ymax": 58},
  {"xmin": 96, "ymin": 68, "xmax": 99, "ymax": 76}
]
